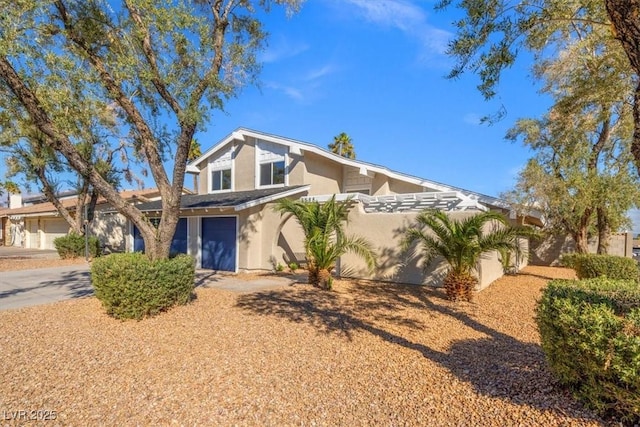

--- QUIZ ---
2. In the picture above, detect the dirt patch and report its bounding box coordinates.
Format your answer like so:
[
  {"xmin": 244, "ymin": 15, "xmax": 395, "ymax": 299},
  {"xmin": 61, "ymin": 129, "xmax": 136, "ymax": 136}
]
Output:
[
  {"xmin": 0, "ymin": 257, "xmax": 87, "ymax": 272},
  {"xmin": 1, "ymin": 265, "xmax": 602, "ymax": 426}
]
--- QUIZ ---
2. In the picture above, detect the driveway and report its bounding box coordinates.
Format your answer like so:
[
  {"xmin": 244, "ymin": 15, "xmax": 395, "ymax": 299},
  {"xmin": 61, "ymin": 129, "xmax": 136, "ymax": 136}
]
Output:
[
  {"xmin": 0, "ymin": 264, "xmax": 92, "ymax": 311},
  {"xmin": 0, "ymin": 263, "xmax": 299, "ymax": 311}
]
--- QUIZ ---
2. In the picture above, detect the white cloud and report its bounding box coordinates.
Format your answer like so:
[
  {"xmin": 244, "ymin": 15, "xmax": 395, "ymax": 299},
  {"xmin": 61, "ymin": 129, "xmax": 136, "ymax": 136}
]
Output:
[
  {"xmin": 305, "ymin": 64, "xmax": 337, "ymax": 81},
  {"xmin": 260, "ymin": 36, "xmax": 309, "ymax": 63},
  {"xmin": 342, "ymin": 0, "xmax": 452, "ymax": 57},
  {"xmin": 463, "ymin": 113, "xmax": 481, "ymax": 125},
  {"xmin": 265, "ymin": 82, "xmax": 305, "ymax": 101}
]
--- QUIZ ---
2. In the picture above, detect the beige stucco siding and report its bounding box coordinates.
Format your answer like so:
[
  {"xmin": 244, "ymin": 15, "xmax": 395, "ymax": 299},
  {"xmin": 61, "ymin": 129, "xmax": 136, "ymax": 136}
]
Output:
[
  {"xmin": 387, "ymin": 178, "xmax": 424, "ymax": 195},
  {"xmin": 301, "ymin": 152, "xmax": 342, "ymax": 195},
  {"xmin": 234, "ymin": 138, "xmax": 257, "ymax": 191}
]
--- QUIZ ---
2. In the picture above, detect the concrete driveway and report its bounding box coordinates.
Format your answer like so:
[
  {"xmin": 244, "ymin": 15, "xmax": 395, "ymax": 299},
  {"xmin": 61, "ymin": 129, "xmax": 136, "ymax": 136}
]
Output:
[{"xmin": 0, "ymin": 264, "xmax": 92, "ymax": 311}]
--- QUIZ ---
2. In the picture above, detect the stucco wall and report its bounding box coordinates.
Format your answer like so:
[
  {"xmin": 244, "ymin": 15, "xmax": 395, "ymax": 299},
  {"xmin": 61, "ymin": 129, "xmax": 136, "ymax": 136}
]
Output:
[
  {"xmin": 234, "ymin": 138, "xmax": 257, "ymax": 191},
  {"xmin": 301, "ymin": 152, "xmax": 342, "ymax": 195},
  {"xmin": 531, "ymin": 232, "xmax": 633, "ymax": 266},
  {"xmin": 261, "ymin": 203, "xmax": 510, "ymax": 290}
]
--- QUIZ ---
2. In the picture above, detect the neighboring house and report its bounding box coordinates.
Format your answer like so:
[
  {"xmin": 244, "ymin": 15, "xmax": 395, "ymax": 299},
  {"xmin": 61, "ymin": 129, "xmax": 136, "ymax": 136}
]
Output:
[
  {"xmin": 130, "ymin": 128, "xmax": 537, "ymax": 289},
  {"xmin": 0, "ymin": 189, "xmax": 162, "ymax": 252}
]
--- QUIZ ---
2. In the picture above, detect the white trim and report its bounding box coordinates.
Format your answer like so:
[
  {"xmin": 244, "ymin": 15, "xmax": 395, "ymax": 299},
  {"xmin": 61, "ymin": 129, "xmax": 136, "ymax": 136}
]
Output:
[
  {"xmin": 234, "ymin": 185, "xmax": 310, "ymax": 211},
  {"xmin": 186, "ymin": 128, "xmax": 511, "ymax": 211}
]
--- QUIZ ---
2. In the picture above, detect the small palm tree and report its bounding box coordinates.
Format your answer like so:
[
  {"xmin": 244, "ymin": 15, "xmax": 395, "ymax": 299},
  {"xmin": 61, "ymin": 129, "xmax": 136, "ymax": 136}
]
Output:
[
  {"xmin": 275, "ymin": 196, "xmax": 376, "ymax": 289},
  {"xmin": 328, "ymin": 132, "xmax": 356, "ymax": 159},
  {"xmin": 403, "ymin": 210, "xmax": 530, "ymax": 301}
]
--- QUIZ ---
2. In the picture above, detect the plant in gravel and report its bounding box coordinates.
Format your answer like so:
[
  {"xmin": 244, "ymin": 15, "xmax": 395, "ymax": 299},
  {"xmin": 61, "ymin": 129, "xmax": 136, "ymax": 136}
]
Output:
[
  {"xmin": 536, "ymin": 278, "xmax": 640, "ymax": 423},
  {"xmin": 288, "ymin": 262, "xmax": 299, "ymax": 271},
  {"xmin": 561, "ymin": 253, "xmax": 639, "ymax": 281},
  {"xmin": 402, "ymin": 210, "xmax": 533, "ymax": 301},
  {"xmin": 91, "ymin": 252, "xmax": 195, "ymax": 320},
  {"xmin": 53, "ymin": 233, "xmax": 100, "ymax": 259},
  {"xmin": 275, "ymin": 263, "xmax": 285, "ymax": 272},
  {"xmin": 274, "ymin": 196, "xmax": 377, "ymax": 290}
]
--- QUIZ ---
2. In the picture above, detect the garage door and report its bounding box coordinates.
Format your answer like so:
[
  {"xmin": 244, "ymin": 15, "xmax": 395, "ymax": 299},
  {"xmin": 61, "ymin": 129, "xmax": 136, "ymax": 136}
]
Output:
[
  {"xmin": 133, "ymin": 218, "xmax": 188, "ymax": 255},
  {"xmin": 201, "ymin": 217, "xmax": 236, "ymax": 271},
  {"xmin": 43, "ymin": 219, "xmax": 70, "ymax": 250}
]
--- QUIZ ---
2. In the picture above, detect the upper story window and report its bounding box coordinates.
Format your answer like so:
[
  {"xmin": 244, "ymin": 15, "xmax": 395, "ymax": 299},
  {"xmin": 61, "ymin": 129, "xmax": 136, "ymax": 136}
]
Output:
[
  {"xmin": 256, "ymin": 140, "xmax": 287, "ymax": 188},
  {"xmin": 212, "ymin": 169, "xmax": 232, "ymax": 191},
  {"xmin": 209, "ymin": 146, "xmax": 233, "ymax": 193},
  {"xmin": 260, "ymin": 161, "xmax": 285, "ymax": 186}
]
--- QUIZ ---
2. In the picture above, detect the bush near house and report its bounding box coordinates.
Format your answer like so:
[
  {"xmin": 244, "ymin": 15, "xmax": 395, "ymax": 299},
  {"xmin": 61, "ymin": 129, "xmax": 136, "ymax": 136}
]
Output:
[
  {"xmin": 91, "ymin": 253, "xmax": 195, "ymax": 320},
  {"xmin": 536, "ymin": 278, "xmax": 640, "ymax": 424},
  {"xmin": 53, "ymin": 233, "xmax": 100, "ymax": 259},
  {"xmin": 560, "ymin": 253, "xmax": 639, "ymax": 281}
]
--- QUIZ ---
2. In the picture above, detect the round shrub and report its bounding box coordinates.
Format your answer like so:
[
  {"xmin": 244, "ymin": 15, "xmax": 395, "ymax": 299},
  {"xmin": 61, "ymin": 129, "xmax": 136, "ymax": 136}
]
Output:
[
  {"xmin": 560, "ymin": 253, "xmax": 639, "ymax": 281},
  {"xmin": 54, "ymin": 233, "xmax": 101, "ymax": 259},
  {"xmin": 91, "ymin": 253, "xmax": 195, "ymax": 320},
  {"xmin": 536, "ymin": 278, "xmax": 640, "ymax": 423}
]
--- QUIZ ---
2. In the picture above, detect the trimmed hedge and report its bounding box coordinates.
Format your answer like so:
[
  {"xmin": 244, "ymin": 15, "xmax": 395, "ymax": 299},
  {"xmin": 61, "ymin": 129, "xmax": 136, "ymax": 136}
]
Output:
[
  {"xmin": 91, "ymin": 253, "xmax": 195, "ymax": 320},
  {"xmin": 536, "ymin": 278, "xmax": 640, "ymax": 423},
  {"xmin": 560, "ymin": 253, "xmax": 639, "ymax": 281},
  {"xmin": 53, "ymin": 233, "xmax": 100, "ymax": 259}
]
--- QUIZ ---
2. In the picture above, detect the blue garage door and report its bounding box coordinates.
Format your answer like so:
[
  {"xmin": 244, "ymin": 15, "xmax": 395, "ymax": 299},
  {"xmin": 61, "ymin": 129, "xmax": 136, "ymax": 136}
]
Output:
[
  {"xmin": 201, "ymin": 217, "xmax": 236, "ymax": 271},
  {"xmin": 133, "ymin": 218, "xmax": 188, "ymax": 255}
]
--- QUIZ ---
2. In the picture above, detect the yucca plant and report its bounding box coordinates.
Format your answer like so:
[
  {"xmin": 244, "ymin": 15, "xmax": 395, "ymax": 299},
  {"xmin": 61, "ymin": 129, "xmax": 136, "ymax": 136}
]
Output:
[
  {"xmin": 275, "ymin": 196, "xmax": 377, "ymax": 289},
  {"xmin": 403, "ymin": 209, "xmax": 531, "ymax": 301}
]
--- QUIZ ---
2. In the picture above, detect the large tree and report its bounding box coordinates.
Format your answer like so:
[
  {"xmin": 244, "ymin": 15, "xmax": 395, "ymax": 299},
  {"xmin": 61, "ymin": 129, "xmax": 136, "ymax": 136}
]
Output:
[
  {"xmin": 0, "ymin": 0, "xmax": 301, "ymax": 259},
  {"xmin": 438, "ymin": 0, "xmax": 640, "ymax": 173},
  {"xmin": 500, "ymin": 2, "xmax": 640, "ymax": 253}
]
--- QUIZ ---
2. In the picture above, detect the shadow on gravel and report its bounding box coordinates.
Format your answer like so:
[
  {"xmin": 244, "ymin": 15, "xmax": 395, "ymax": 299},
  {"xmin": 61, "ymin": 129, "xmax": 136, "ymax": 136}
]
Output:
[{"xmin": 236, "ymin": 281, "xmax": 601, "ymax": 423}]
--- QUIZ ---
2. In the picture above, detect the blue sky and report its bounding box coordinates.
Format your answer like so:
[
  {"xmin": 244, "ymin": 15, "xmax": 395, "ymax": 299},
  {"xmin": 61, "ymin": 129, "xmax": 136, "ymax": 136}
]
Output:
[{"xmin": 197, "ymin": 0, "xmax": 549, "ymax": 198}]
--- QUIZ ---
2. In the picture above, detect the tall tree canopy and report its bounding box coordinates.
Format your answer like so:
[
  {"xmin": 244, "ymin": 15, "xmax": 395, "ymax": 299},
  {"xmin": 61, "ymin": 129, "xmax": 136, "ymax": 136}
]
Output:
[
  {"xmin": 328, "ymin": 132, "xmax": 356, "ymax": 159},
  {"xmin": 497, "ymin": 0, "xmax": 640, "ymax": 252},
  {"xmin": 438, "ymin": 0, "xmax": 640, "ymax": 173},
  {"xmin": 0, "ymin": 0, "xmax": 301, "ymax": 259}
]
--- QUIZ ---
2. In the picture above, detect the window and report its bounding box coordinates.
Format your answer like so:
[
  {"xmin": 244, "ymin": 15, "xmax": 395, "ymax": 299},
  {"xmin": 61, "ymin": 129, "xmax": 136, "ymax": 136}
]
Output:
[
  {"xmin": 211, "ymin": 169, "xmax": 231, "ymax": 191},
  {"xmin": 260, "ymin": 161, "xmax": 285, "ymax": 186}
]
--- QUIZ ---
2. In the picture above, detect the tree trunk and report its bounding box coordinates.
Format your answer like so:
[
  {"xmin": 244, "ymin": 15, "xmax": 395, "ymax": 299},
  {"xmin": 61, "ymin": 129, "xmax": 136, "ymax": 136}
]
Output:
[
  {"xmin": 606, "ymin": 0, "xmax": 640, "ymax": 172},
  {"xmin": 572, "ymin": 229, "xmax": 590, "ymax": 253},
  {"xmin": 317, "ymin": 268, "xmax": 333, "ymax": 290},
  {"xmin": 596, "ymin": 207, "xmax": 611, "ymax": 254}
]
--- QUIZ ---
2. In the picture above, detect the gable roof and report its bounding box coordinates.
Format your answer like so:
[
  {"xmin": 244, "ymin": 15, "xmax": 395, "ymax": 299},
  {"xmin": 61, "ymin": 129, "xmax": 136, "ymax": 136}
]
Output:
[
  {"xmin": 187, "ymin": 127, "xmax": 508, "ymax": 209},
  {"xmin": 133, "ymin": 186, "xmax": 310, "ymax": 213}
]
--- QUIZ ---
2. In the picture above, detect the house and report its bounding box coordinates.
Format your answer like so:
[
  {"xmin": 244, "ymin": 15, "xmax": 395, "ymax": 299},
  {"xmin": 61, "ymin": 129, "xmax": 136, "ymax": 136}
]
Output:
[
  {"xmin": 0, "ymin": 189, "xmax": 162, "ymax": 252},
  {"xmin": 130, "ymin": 128, "xmax": 535, "ymax": 289}
]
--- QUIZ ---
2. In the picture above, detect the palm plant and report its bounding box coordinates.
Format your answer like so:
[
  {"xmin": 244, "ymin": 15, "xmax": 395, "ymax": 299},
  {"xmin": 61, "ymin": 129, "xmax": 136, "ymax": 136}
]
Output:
[
  {"xmin": 403, "ymin": 210, "xmax": 531, "ymax": 301},
  {"xmin": 275, "ymin": 196, "xmax": 376, "ymax": 289}
]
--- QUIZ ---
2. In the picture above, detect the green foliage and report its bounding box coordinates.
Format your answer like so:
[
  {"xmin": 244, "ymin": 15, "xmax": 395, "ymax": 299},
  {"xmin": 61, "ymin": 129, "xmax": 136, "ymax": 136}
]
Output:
[
  {"xmin": 91, "ymin": 253, "xmax": 195, "ymax": 320},
  {"xmin": 275, "ymin": 263, "xmax": 284, "ymax": 272},
  {"xmin": 328, "ymin": 132, "xmax": 356, "ymax": 159},
  {"xmin": 0, "ymin": 0, "xmax": 302, "ymax": 260},
  {"xmin": 53, "ymin": 233, "xmax": 100, "ymax": 259},
  {"xmin": 403, "ymin": 210, "xmax": 533, "ymax": 301},
  {"xmin": 536, "ymin": 278, "xmax": 640, "ymax": 423},
  {"xmin": 561, "ymin": 253, "xmax": 639, "ymax": 281},
  {"xmin": 274, "ymin": 195, "xmax": 376, "ymax": 289},
  {"xmin": 288, "ymin": 262, "xmax": 299, "ymax": 271}
]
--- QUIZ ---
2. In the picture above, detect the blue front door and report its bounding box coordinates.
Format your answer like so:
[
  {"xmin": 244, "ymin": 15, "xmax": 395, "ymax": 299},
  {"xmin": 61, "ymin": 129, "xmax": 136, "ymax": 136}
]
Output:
[
  {"xmin": 133, "ymin": 218, "xmax": 188, "ymax": 255},
  {"xmin": 201, "ymin": 217, "xmax": 236, "ymax": 271}
]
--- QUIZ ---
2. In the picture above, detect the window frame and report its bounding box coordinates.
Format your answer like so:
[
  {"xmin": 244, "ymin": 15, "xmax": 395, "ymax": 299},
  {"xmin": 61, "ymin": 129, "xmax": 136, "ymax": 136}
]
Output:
[{"xmin": 210, "ymin": 168, "xmax": 232, "ymax": 192}]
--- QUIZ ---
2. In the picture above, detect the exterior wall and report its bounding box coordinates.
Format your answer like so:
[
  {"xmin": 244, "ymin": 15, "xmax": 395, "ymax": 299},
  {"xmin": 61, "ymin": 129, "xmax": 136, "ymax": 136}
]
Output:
[
  {"xmin": 531, "ymin": 232, "xmax": 633, "ymax": 266},
  {"xmin": 386, "ymin": 177, "xmax": 424, "ymax": 195},
  {"xmin": 263, "ymin": 203, "xmax": 509, "ymax": 290},
  {"xmin": 234, "ymin": 138, "xmax": 257, "ymax": 191},
  {"xmin": 89, "ymin": 211, "xmax": 128, "ymax": 253},
  {"xmin": 301, "ymin": 152, "xmax": 342, "ymax": 195}
]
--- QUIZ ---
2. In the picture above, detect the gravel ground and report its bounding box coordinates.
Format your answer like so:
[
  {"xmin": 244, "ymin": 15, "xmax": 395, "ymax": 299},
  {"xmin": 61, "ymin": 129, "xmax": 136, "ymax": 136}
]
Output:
[
  {"xmin": 0, "ymin": 265, "xmax": 606, "ymax": 426},
  {"xmin": 0, "ymin": 256, "xmax": 86, "ymax": 272}
]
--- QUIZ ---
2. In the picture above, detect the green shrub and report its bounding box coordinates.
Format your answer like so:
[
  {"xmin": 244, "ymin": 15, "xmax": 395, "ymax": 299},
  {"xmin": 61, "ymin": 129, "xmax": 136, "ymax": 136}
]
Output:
[
  {"xmin": 91, "ymin": 253, "xmax": 195, "ymax": 320},
  {"xmin": 536, "ymin": 278, "xmax": 640, "ymax": 423},
  {"xmin": 560, "ymin": 253, "xmax": 639, "ymax": 281},
  {"xmin": 288, "ymin": 262, "xmax": 299, "ymax": 271},
  {"xmin": 54, "ymin": 233, "xmax": 100, "ymax": 259}
]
